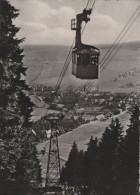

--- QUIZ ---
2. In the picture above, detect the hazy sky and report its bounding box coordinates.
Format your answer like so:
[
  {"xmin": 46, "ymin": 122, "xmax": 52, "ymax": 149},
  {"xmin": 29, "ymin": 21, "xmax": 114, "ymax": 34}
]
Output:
[{"xmin": 10, "ymin": 0, "xmax": 140, "ymax": 45}]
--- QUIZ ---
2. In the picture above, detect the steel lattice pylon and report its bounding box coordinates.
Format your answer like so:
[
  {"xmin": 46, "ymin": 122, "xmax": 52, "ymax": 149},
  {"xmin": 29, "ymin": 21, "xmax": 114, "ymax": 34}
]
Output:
[{"xmin": 45, "ymin": 116, "xmax": 62, "ymax": 188}]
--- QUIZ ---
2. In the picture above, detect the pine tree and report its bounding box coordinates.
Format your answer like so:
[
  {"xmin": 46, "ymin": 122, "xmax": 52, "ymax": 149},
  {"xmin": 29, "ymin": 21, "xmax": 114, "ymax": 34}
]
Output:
[
  {"xmin": 119, "ymin": 106, "xmax": 139, "ymax": 194},
  {"xmin": 60, "ymin": 141, "xmax": 84, "ymax": 186},
  {"xmin": 98, "ymin": 118, "xmax": 123, "ymax": 194},
  {"xmin": 84, "ymin": 136, "xmax": 99, "ymax": 192},
  {"xmin": 78, "ymin": 150, "xmax": 85, "ymax": 186},
  {"xmin": 0, "ymin": 0, "xmax": 42, "ymax": 194}
]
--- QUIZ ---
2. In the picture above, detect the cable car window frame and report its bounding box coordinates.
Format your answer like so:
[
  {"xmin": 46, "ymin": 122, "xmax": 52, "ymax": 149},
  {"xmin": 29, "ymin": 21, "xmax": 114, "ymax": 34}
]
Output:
[
  {"xmin": 71, "ymin": 19, "xmax": 77, "ymax": 30},
  {"xmin": 90, "ymin": 55, "xmax": 98, "ymax": 67},
  {"xmin": 82, "ymin": 54, "xmax": 90, "ymax": 67},
  {"xmin": 72, "ymin": 53, "xmax": 76, "ymax": 63},
  {"xmin": 77, "ymin": 54, "xmax": 81, "ymax": 66}
]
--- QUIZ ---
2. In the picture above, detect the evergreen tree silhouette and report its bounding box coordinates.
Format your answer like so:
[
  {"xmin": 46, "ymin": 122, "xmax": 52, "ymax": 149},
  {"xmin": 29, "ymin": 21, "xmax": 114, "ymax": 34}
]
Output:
[
  {"xmin": 98, "ymin": 118, "xmax": 123, "ymax": 194},
  {"xmin": 60, "ymin": 141, "xmax": 84, "ymax": 186},
  {"xmin": 0, "ymin": 0, "xmax": 42, "ymax": 194},
  {"xmin": 119, "ymin": 106, "xmax": 139, "ymax": 194},
  {"xmin": 84, "ymin": 136, "xmax": 99, "ymax": 192}
]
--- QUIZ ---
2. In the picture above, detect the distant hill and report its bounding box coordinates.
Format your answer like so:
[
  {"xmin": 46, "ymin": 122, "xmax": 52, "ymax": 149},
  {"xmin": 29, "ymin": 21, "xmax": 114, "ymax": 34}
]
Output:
[{"xmin": 23, "ymin": 41, "xmax": 140, "ymax": 93}]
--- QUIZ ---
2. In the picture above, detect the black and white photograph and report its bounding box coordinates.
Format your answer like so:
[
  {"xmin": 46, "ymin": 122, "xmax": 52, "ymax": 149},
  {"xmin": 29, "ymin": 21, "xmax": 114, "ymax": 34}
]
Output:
[{"xmin": 0, "ymin": 0, "xmax": 139, "ymax": 194}]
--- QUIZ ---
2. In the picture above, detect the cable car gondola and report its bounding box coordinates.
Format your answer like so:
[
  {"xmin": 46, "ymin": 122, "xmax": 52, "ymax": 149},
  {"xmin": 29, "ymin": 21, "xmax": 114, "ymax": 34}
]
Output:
[{"xmin": 71, "ymin": 9, "xmax": 100, "ymax": 79}]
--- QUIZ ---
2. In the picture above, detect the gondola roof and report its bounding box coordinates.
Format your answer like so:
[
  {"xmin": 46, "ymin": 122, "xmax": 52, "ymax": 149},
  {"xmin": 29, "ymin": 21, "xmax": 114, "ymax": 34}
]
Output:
[{"xmin": 73, "ymin": 44, "xmax": 100, "ymax": 54}]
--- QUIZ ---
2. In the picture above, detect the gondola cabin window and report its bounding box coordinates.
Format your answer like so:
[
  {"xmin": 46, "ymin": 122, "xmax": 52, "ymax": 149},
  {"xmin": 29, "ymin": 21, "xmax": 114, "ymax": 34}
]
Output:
[
  {"xmin": 91, "ymin": 55, "xmax": 98, "ymax": 66},
  {"xmin": 77, "ymin": 54, "xmax": 81, "ymax": 65},
  {"xmin": 72, "ymin": 53, "xmax": 76, "ymax": 63},
  {"xmin": 71, "ymin": 19, "xmax": 77, "ymax": 30},
  {"xmin": 83, "ymin": 54, "xmax": 90, "ymax": 66}
]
